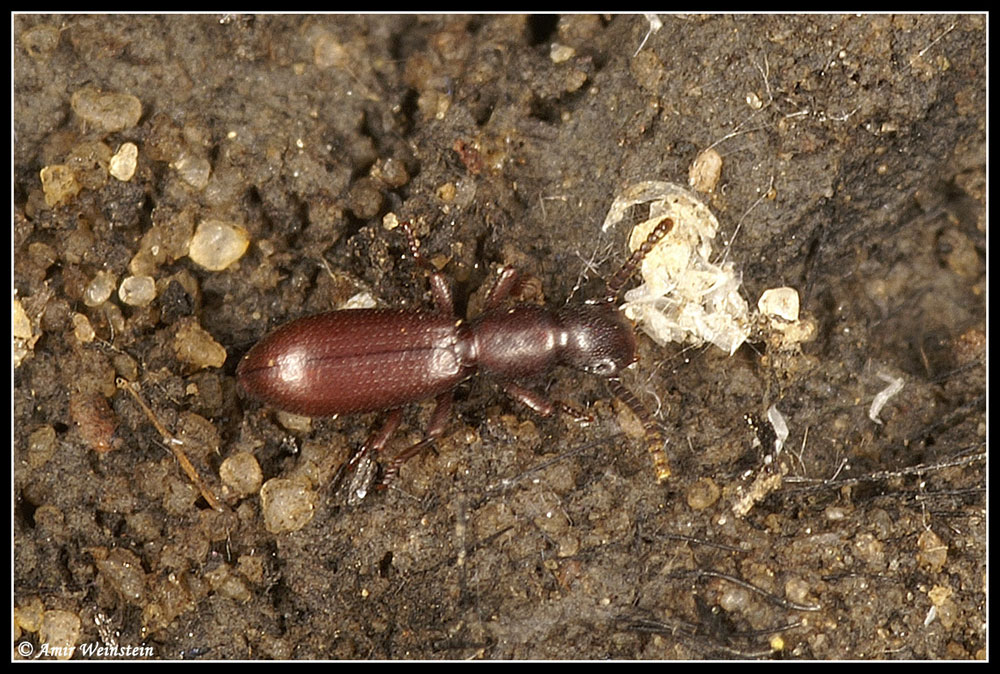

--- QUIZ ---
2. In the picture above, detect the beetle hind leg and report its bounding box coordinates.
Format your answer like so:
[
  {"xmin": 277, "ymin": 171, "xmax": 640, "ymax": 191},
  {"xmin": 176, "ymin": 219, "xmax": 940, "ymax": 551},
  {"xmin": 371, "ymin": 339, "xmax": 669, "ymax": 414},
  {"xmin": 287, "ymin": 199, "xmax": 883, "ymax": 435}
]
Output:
[
  {"xmin": 379, "ymin": 392, "xmax": 454, "ymax": 487},
  {"xmin": 328, "ymin": 408, "xmax": 405, "ymax": 504}
]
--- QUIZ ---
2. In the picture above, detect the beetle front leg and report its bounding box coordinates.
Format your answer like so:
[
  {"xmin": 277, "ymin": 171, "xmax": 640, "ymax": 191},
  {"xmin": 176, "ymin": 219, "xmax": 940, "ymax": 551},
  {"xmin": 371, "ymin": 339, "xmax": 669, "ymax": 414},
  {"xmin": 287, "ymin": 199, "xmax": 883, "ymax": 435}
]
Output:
[
  {"xmin": 398, "ymin": 220, "xmax": 454, "ymax": 315},
  {"xmin": 484, "ymin": 266, "xmax": 520, "ymax": 310},
  {"xmin": 502, "ymin": 382, "xmax": 594, "ymax": 424}
]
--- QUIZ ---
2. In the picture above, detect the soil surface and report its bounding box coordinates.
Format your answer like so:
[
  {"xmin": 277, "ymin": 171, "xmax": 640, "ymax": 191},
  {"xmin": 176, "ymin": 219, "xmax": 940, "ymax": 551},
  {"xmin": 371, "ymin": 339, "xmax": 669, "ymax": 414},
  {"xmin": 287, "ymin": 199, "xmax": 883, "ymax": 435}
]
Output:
[{"xmin": 14, "ymin": 14, "xmax": 985, "ymax": 660}]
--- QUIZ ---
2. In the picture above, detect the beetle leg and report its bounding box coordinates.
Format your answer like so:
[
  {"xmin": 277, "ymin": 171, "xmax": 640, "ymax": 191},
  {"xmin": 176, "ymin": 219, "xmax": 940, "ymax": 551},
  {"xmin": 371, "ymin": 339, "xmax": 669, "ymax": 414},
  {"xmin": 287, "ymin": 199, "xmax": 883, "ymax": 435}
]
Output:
[
  {"xmin": 502, "ymin": 382, "xmax": 555, "ymax": 416},
  {"xmin": 399, "ymin": 220, "xmax": 454, "ymax": 315},
  {"xmin": 331, "ymin": 408, "xmax": 405, "ymax": 502},
  {"xmin": 484, "ymin": 266, "xmax": 520, "ymax": 310},
  {"xmin": 379, "ymin": 392, "xmax": 454, "ymax": 486},
  {"xmin": 348, "ymin": 408, "xmax": 404, "ymax": 470},
  {"xmin": 501, "ymin": 382, "xmax": 594, "ymax": 423}
]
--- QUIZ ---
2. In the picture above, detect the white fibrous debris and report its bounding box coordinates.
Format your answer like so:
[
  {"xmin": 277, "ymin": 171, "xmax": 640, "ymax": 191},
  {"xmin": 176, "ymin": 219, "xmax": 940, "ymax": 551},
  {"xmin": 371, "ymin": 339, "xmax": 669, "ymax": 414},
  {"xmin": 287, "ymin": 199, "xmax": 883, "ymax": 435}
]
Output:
[
  {"xmin": 923, "ymin": 604, "xmax": 938, "ymax": 627},
  {"xmin": 634, "ymin": 14, "xmax": 663, "ymax": 56},
  {"xmin": 341, "ymin": 291, "xmax": 378, "ymax": 310},
  {"xmin": 767, "ymin": 404, "xmax": 789, "ymax": 454},
  {"xmin": 601, "ymin": 181, "xmax": 750, "ymax": 355},
  {"xmin": 869, "ymin": 372, "xmax": 904, "ymax": 425}
]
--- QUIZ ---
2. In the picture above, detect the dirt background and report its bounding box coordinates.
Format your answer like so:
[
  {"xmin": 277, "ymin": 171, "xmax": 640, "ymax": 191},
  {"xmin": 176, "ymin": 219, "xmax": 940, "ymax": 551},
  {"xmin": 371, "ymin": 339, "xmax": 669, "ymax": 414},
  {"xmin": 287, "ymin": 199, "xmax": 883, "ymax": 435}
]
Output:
[{"xmin": 13, "ymin": 14, "xmax": 985, "ymax": 660}]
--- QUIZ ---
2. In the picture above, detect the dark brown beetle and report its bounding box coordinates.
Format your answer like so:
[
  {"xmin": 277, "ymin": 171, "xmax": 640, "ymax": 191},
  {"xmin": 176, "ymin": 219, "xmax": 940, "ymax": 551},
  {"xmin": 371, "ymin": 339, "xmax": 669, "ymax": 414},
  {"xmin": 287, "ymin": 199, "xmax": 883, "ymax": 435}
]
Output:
[{"xmin": 238, "ymin": 218, "xmax": 674, "ymax": 484}]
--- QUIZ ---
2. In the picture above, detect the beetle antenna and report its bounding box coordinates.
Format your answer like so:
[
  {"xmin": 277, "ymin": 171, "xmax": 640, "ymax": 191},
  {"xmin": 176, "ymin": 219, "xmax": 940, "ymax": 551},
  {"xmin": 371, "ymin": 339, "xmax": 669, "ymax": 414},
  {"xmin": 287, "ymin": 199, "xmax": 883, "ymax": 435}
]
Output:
[
  {"xmin": 608, "ymin": 377, "xmax": 671, "ymax": 482},
  {"xmin": 604, "ymin": 217, "xmax": 674, "ymax": 303},
  {"xmin": 398, "ymin": 220, "xmax": 437, "ymax": 274}
]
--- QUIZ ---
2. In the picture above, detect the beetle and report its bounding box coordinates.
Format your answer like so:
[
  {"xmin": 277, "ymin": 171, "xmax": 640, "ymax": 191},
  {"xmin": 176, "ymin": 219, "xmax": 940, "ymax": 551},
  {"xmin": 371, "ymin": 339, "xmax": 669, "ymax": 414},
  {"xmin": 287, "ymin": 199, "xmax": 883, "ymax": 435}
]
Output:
[{"xmin": 237, "ymin": 217, "xmax": 674, "ymax": 485}]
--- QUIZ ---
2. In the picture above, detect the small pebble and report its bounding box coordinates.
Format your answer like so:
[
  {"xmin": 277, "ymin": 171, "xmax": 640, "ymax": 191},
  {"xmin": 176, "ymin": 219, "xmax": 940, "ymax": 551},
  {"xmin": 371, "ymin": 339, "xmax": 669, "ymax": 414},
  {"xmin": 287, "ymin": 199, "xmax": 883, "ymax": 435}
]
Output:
[
  {"xmin": 437, "ymin": 182, "xmax": 456, "ymax": 203},
  {"xmin": 784, "ymin": 576, "xmax": 813, "ymax": 605},
  {"xmin": 758, "ymin": 287, "xmax": 800, "ymax": 322},
  {"xmin": 66, "ymin": 140, "xmax": 112, "ymax": 191},
  {"xmin": 206, "ymin": 564, "xmax": 252, "ymax": 602},
  {"xmin": 173, "ymin": 152, "xmax": 211, "ymax": 190},
  {"xmin": 39, "ymin": 165, "xmax": 80, "ymax": 207},
  {"xmin": 173, "ymin": 317, "xmax": 227, "ymax": 370},
  {"xmin": 686, "ymin": 477, "xmax": 721, "ymax": 510},
  {"xmin": 261, "ymin": 477, "xmax": 316, "ymax": 534},
  {"xmin": 550, "ymin": 43, "xmax": 575, "ymax": 63},
  {"xmin": 276, "ymin": 410, "xmax": 313, "ymax": 433},
  {"xmin": 346, "ymin": 177, "xmax": 383, "ymax": 219},
  {"xmin": 27, "ymin": 425, "xmax": 57, "ymax": 469},
  {"xmin": 20, "ymin": 24, "xmax": 61, "ymax": 60},
  {"xmin": 69, "ymin": 392, "xmax": 117, "ymax": 453},
  {"xmin": 72, "ymin": 312, "xmax": 95, "ymax": 343},
  {"xmin": 688, "ymin": 147, "xmax": 723, "ymax": 193},
  {"xmin": 83, "ymin": 270, "xmax": 117, "ymax": 307},
  {"xmin": 13, "ymin": 298, "xmax": 32, "ymax": 341},
  {"xmin": 928, "ymin": 584, "xmax": 953, "ymax": 607},
  {"xmin": 95, "ymin": 548, "xmax": 146, "ymax": 604},
  {"xmin": 27, "ymin": 241, "xmax": 58, "ymax": 272},
  {"xmin": 14, "ymin": 596, "xmax": 45, "ymax": 633},
  {"xmin": 104, "ymin": 303, "xmax": 126, "ymax": 336},
  {"xmin": 118, "ymin": 275, "xmax": 156, "ymax": 307},
  {"xmin": 917, "ymin": 529, "xmax": 948, "ymax": 573},
  {"xmin": 109, "ymin": 142, "xmax": 138, "ymax": 181},
  {"xmin": 39, "ymin": 610, "xmax": 81, "ymax": 660},
  {"xmin": 371, "ymin": 157, "xmax": 409, "ymax": 188},
  {"xmin": 219, "ymin": 452, "xmax": 263, "ymax": 498},
  {"xmin": 188, "ymin": 219, "xmax": 250, "ymax": 271},
  {"xmin": 312, "ymin": 30, "xmax": 348, "ymax": 69},
  {"xmin": 70, "ymin": 86, "xmax": 142, "ymax": 133}
]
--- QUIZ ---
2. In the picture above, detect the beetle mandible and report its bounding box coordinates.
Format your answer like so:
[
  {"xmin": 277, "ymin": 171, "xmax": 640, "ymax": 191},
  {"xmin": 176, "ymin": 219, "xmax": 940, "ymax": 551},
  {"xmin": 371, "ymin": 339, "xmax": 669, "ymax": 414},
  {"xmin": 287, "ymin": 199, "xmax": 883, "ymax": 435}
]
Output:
[{"xmin": 237, "ymin": 218, "xmax": 674, "ymax": 485}]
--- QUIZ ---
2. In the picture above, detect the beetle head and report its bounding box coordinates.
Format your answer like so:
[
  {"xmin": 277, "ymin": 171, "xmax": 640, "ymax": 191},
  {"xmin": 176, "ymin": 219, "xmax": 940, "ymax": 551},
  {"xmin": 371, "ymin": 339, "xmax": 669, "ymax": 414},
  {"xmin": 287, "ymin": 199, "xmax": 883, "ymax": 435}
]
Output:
[{"xmin": 557, "ymin": 302, "xmax": 637, "ymax": 377}]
